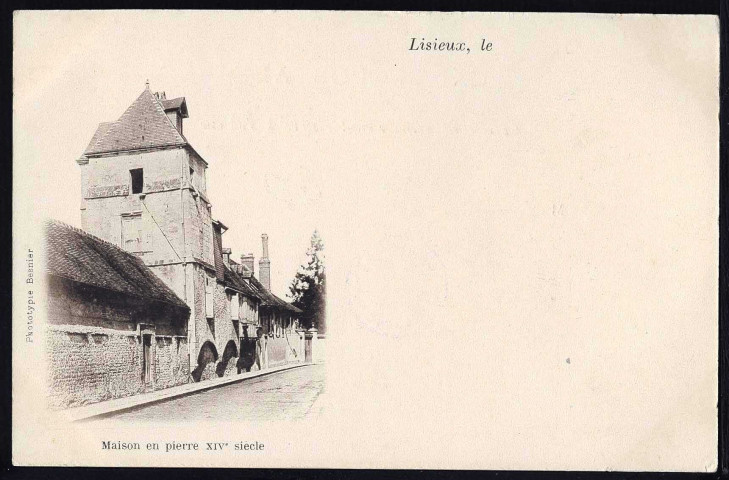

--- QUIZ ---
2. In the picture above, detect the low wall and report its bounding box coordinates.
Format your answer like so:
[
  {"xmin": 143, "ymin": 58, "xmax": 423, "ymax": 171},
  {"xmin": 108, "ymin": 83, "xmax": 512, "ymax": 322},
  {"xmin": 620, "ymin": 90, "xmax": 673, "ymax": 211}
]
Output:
[
  {"xmin": 192, "ymin": 341, "xmax": 242, "ymax": 381},
  {"xmin": 154, "ymin": 335, "xmax": 191, "ymax": 389},
  {"xmin": 46, "ymin": 326, "xmax": 189, "ymax": 410},
  {"xmin": 266, "ymin": 332, "xmax": 302, "ymax": 367},
  {"xmin": 314, "ymin": 335, "xmax": 326, "ymax": 363}
]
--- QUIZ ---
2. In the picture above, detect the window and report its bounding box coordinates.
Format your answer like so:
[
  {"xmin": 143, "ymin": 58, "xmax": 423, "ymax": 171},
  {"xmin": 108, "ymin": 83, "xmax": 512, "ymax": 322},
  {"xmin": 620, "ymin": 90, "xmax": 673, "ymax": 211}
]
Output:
[
  {"xmin": 231, "ymin": 293, "xmax": 239, "ymax": 320},
  {"xmin": 121, "ymin": 213, "xmax": 142, "ymax": 252},
  {"xmin": 205, "ymin": 277, "xmax": 214, "ymax": 318},
  {"xmin": 130, "ymin": 168, "xmax": 144, "ymax": 194}
]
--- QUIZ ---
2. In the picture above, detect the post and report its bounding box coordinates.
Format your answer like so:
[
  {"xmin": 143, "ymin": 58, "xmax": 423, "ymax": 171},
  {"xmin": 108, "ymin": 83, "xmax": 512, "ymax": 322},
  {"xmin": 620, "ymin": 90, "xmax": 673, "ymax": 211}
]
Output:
[
  {"xmin": 305, "ymin": 328, "xmax": 318, "ymax": 363},
  {"xmin": 297, "ymin": 328, "xmax": 306, "ymax": 363},
  {"xmin": 263, "ymin": 333, "xmax": 269, "ymax": 369}
]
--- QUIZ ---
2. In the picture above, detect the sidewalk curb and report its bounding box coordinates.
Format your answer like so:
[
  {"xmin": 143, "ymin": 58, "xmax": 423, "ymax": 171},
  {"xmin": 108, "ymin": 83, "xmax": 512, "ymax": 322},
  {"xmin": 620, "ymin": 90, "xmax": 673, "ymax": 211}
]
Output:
[{"xmin": 62, "ymin": 362, "xmax": 314, "ymax": 423}]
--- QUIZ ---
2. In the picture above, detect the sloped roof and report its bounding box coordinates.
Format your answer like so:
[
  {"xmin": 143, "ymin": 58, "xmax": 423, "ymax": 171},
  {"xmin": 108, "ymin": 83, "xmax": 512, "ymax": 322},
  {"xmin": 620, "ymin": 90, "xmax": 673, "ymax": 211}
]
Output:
[
  {"xmin": 228, "ymin": 256, "xmax": 302, "ymax": 314},
  {"xmin": 229, "ymin": 259, "xmax": 252, "ymax": 279},
  {"xmin": 227, "ymin": 262, "xmax": 299, "ymax": 312},
  {"xmin": 275, "ymin": 294, "xmax": 303, "ymax": 314},
  {"xmin": 248, "ymin": 276, "xmax": 273, "ymax": 304},
  {"xmin": 248, "ymin": 276, "xmax": 302, "ymax": 313},
  {"xmin": 212, "ymin": 223, "xmax": 225, "ymax": 283},
  {"xmin": 84, "ymin": 87, "xmax": 187, "ymax": 155},
  {"xmin": 160, "ymin": 97, "xmax": 188, "ymax": 118},
  {"xmin": 235, "ymin": 263, "xmax": 253, "ymax": 279},
  {"xmin": 44, "ymin": 220, "xmax": 189, "ymax": 310},
  {"xmin": 84, "ymin": 122, "xmax": 113, "ymax": 153},
  {"xmin": 224, "ymin": 264, "xmax": 261, "ymax": 300}
]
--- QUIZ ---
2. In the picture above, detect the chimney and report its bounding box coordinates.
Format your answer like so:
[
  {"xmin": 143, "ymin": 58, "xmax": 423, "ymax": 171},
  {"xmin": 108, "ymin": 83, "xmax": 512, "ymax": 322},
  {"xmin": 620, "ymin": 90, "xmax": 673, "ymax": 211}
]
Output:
[
  {"xmin": 241, "ymin": 253, "xmax": 255, "ymax": 275},
  {"xmin": 222, "ymin": 247, "xmax": 231, "ymax": 268},
  {"xmin": 259, "ymin": 234, "xmax": 271, "ymax": 290}
]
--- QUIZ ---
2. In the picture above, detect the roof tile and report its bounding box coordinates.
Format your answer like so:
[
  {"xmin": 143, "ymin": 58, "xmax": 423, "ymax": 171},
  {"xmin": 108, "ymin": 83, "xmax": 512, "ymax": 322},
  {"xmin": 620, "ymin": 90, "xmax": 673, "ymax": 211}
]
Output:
[
  {"xmin": 160, "ymin": 97, "xmax": 188, "ymax": 117},
  {"xmin": 84, "ymin": 88, "xmax": 186, "ymax": 155},
  {"xmin": 224, "ymin": 265, "xmax": 261, "ymax": 300},
  {"xmin": 44, "ymin": 220, "xmax": 188, "ymax": 310}
]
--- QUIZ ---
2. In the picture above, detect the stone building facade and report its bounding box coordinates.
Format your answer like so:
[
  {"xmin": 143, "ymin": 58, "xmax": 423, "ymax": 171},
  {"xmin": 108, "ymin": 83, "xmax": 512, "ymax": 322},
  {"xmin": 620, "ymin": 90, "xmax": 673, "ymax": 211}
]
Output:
[
  {"xmin": 71, "ymin": 84, "xmax": 302, "ymax": 387},
  {"xmin": 44, "ymin": 220, "xmax": 190, "ymax": 409}
]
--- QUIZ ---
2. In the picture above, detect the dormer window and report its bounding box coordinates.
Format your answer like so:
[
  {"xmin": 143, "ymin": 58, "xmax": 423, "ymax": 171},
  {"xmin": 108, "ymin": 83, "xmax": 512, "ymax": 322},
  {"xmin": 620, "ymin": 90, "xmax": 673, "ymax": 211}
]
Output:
[
  {"xmin": 130, "ymin": 168, "xmax": 144, "ymax": 194},
  {"xmin": 160, "ymin": 96, "xmax": 188, "ymax": 134}
]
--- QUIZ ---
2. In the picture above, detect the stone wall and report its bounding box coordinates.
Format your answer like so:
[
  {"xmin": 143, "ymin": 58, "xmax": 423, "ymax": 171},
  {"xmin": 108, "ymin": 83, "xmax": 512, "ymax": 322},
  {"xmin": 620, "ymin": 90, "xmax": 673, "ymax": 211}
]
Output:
[
  {"xmin": 136, "ymin": 189, "xmax": 186, "ymax": 264},
  {"xmin": 219, "ymin": 340, "xmax": 240, "ymax": 377},
  {"xmin": 46, "ymin": 276, "xmax": 190, "ymax": 410},
  {"xmin": 198, "ymin": 362, "xmax": 218, "ymax": 381},
  {"xmin": 188, "ymin": 151, "xmax": 208, "ymax": 196},
  {"xmin": 80, "ymin": 145, "xmax": 215, "ymax": 282},
  {"xmin": 209, "ymin": 283, "xmax": 240, "ymax": 378},
  {"xmin": 313, "ymin": 335, "xmax": 326, "ymax": 364},
  {"xmin": 80, "ymin": 148, "xmax": 188, "ymax": 256},
  {"xmin": 76, "ymin": 139, "xmax": 255, "ymax": 389},
  {"xmin": 187, "ymin": 266, "xmax": 243, "ymax": 381},
  {"xmin": 47, "ymin": 327, "xmax": 142, "ymax": 409},
  {"xmin": 154, "ymin": 335, "xmax": 190, "ymax": 389},
  {"xmin": 148, "ymin": 263, "xmax": 186, "ymax": 304},
  {"xmin": 266, "ymin": 332, "xmax": 302, "ymax": 367},
  {"xmin": 46, "ymin": 326, "xmax": 190, "ymax": 410},
  {"xmin": 184, "ymin": 190, "xmax": 214, "ymax": 266},
  {"xmin": 213, "ymin": 283, "xmax": 237, "ymax": 355},
  {"xmin": 191, "ymin": 266, "xmax": 217, "ymax": 367},
  {"xmin": 193, "ymin": 341, "xmax": 219, "ymax": 382}
]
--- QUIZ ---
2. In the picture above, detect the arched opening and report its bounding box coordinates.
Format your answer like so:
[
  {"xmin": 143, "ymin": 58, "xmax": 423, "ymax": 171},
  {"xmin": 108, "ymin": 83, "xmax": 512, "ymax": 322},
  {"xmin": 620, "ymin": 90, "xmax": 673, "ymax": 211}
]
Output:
[
  {"xmin": 216, "ymin": 340, "xmax": 238, "ymax": 377},
  {"xmin": 191, "ymin": 341, "xmax": 218, "ymax": 382}
]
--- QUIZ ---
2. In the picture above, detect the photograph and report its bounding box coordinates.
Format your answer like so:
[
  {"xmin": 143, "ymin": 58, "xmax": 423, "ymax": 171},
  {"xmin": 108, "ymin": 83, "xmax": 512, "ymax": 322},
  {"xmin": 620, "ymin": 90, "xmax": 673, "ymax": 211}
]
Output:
[
  {"xmin": 12, "ymin": 10, "xmax": 720, "ymax": 471},
  {"xmin": 43, "ymin": 83, "xmax": 327, "ymax": 423}
]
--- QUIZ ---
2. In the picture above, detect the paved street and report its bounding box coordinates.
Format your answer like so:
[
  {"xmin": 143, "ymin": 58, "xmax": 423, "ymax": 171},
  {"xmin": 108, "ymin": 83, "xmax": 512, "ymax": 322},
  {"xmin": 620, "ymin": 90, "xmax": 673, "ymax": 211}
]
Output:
[{"xmin": 92, "ymin": 364, "xmax": 325, "ymax": 423}]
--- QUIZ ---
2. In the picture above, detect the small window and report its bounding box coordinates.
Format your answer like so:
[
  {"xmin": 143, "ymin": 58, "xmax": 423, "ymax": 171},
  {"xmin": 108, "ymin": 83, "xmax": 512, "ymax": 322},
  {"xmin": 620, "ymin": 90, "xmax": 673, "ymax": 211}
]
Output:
[
  {"xmin": 189, "ymin": 166, "xmax": 194, "ymax": 178},
  {"xmin": 231, "ymin": 293, "xmax": 239, "ymax": 320},
  {"xmin": 130, "ymin": 168, "xmax": 144, "ymax": 194},
  {"xmin": 205, "ymin": 277, "xmax": 214, "ymax": 319},
  {"xmin": 121, "ymin": 214, "xmax": 143, "ymax": 252}
]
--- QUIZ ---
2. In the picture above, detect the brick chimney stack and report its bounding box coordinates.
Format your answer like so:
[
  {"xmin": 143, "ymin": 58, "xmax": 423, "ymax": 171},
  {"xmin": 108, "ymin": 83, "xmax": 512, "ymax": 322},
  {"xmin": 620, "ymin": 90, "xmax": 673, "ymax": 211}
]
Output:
[
  {"xmin": 259, "ymin": 234, "xmax": 271, "ymax": 290},
  {"xmin": 241, "ymin": 253, "xmax": 255, "ymax": 276}
]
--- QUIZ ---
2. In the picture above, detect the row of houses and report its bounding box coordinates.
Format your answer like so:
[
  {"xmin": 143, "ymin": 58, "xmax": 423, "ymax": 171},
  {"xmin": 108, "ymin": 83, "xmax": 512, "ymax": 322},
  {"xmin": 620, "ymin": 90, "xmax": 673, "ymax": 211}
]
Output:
[{"xmin": 45, "ymin": 84, "xmax": 309, "ymax": 410}]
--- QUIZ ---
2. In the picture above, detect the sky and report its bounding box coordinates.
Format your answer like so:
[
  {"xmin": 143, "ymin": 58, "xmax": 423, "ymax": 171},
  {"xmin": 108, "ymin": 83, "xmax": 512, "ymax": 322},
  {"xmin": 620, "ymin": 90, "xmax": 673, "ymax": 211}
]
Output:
[
  {"xmin": 13, "ymin": 11, "xmax": 337, "ymax": 298},
  {"xmin": 13, "ymin": 11, "xmax": 719, "ymax": 469}
]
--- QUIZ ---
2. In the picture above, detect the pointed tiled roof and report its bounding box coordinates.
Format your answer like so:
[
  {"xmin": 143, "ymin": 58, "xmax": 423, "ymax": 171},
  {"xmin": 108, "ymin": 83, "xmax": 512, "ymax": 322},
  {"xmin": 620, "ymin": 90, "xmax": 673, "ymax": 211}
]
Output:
[
  {"xmin": 44, "ymin": 220, "xmax": 189, "ymax": 310},
  {"xmin": 84, "ymin": 122, "xmax": 113, "ymax": 153},
  {"xmin": 84, "ymin": 87, "xmax": 187, "ymax": 155}
]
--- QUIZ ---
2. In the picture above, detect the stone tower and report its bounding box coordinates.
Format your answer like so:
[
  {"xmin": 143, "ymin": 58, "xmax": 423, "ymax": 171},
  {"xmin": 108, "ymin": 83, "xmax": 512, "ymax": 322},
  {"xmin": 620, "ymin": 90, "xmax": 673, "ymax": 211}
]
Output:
[{"xmin": 76, "ymin": 83, "xmax": 220, "ymax": 369}]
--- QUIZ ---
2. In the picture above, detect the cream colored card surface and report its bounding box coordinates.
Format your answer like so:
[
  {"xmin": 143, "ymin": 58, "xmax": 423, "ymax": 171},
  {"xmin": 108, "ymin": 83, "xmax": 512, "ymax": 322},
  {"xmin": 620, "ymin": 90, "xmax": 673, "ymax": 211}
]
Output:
[{"xmin": 13, "ymin": 10, "xmax": 719, "ymax": 471}]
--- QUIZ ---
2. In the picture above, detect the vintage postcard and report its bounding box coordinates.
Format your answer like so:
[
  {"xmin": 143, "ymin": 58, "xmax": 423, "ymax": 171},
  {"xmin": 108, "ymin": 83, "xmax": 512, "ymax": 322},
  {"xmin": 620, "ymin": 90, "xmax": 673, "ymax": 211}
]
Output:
[{"xmin": 12, "ymin": 10, "xmax": 719, "ymax": 470}]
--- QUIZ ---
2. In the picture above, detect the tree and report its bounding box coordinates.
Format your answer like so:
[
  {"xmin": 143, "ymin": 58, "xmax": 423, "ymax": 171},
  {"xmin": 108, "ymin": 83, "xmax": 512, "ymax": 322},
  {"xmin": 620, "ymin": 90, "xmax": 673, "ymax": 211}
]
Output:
[{"xmin": 288, "ymin": 230, "xmax": 326, "ymax": 333}]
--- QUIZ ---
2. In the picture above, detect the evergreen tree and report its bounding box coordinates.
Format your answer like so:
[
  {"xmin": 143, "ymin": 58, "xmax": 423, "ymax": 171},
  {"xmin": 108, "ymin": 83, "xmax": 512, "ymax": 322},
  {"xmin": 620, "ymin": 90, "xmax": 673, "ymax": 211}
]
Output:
[{"xmin": 288, "ymin": 230, "xmax": 326, "ymax": 332}]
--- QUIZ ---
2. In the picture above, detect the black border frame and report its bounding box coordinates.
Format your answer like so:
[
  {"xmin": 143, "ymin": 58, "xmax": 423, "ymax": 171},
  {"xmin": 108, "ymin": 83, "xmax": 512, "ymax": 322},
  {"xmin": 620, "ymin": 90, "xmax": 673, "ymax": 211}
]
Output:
[{"xmin": 0, "ymin": 1, "xmax": 725, "ymax": 478}]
